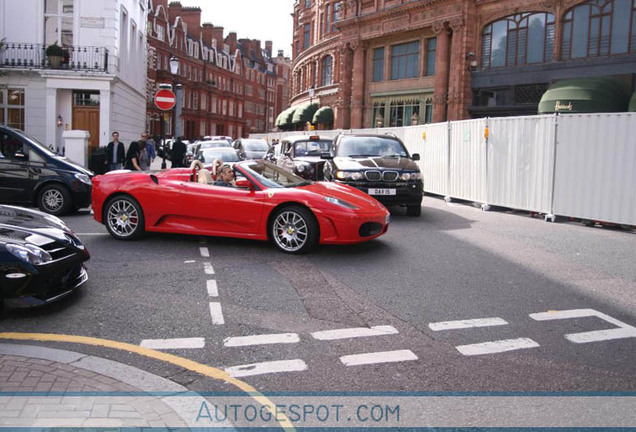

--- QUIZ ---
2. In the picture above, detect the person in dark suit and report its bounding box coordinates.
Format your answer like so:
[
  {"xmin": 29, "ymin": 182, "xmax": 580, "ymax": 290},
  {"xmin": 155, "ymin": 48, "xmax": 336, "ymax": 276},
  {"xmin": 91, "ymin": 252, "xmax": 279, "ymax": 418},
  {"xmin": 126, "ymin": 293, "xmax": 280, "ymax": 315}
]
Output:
[
  {"xmin": 171, "ymin": 137, "xmax": 187, "ymax": 168},
  {"xmin": 105, "ymin": 132, "xmax": 125, "ymax": 172}
]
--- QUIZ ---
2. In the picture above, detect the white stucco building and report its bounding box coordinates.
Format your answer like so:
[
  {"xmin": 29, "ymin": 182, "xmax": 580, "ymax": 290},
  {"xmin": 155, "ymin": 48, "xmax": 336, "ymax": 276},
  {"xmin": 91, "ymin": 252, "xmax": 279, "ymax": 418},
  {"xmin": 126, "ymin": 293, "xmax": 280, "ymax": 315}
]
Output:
[{"xmin": 0, "ymin": 0, "xmax": 148, "ymax": 162}]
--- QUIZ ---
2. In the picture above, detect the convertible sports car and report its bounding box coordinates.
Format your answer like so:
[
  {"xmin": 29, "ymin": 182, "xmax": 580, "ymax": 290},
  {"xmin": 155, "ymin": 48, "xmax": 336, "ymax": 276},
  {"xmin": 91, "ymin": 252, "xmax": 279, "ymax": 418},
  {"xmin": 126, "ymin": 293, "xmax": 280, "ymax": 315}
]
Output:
[
  {"xmin": 0, "ymin": 205, "xmax": 89, "ymax": 310},
  {"xmin": 92, "ymin": 160, "xmax": 390, "ymax": 253}
]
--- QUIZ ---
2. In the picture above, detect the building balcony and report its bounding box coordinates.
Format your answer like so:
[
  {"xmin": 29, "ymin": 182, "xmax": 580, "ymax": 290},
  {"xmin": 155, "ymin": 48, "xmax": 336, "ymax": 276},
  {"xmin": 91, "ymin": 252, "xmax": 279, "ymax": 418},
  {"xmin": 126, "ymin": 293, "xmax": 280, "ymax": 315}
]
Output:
[{"xmin": 0, "ymin": 42, "xmax": 109, "ymax": 73}]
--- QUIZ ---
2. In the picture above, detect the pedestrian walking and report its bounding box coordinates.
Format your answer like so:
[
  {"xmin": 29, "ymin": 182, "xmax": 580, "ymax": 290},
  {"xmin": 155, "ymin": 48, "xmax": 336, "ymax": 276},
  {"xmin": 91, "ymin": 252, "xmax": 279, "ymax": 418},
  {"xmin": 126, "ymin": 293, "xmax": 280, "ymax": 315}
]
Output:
[
  {"xmin": 141, "ymin": 132, "xmax": 156, "ymax": 164},
  {"xmin": 138, "ymin": 141, "xmax": 150, "ymax": 171},
  {"xmin": 105, "ymin": 132, "xmax": 125, "ymax": 172},
  {"xmin": 171, "ymin": 136, "xmax": 187, "ymax": 168},
  {"xmin": 124, "ymin": 141, "xmax": 142, "ymax": 171}
]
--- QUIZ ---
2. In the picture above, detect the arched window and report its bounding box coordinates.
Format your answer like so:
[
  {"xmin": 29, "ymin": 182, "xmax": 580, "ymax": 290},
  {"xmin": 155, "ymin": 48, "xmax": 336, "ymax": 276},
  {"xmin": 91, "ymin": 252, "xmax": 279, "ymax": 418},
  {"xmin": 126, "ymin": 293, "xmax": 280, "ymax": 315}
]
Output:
[
  {"xmin": 562, "ymin": 0, "xmax": 636, "ymax": 59},
  {"xmin": 321, "ymin": 56, "xmax": 333, "ymax": 86},
  {"xmin": 482, "ymin": 12, "xmax": 555, "ymax": 68}
]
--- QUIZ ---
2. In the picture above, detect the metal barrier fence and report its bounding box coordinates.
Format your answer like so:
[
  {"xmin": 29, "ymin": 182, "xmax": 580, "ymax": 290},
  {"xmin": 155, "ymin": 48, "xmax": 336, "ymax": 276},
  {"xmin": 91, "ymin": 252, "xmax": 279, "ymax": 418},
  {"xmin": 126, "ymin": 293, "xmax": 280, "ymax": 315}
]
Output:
[{"xmin": 251, "ymin": 112, "xmax": 636, "ymax": 226}]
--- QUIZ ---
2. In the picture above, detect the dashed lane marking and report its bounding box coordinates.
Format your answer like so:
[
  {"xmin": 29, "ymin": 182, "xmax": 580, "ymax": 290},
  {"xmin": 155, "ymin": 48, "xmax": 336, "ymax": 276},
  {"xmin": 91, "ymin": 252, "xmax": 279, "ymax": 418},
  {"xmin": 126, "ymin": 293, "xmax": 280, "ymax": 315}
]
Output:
[
  {"xmin": 530, "ymin": 308, "xmax": 636, "ymax": 343},
  {"xmin": 224, "ymin": 333, "xmax": 300, "ymax": 347},
  {"xmin": 200, "ymin": 247, "xmax": 210, "ymax": 258},
  {"xmin": 311, "ymin": 325, "xmax": 398, "ymax": 340},
  {"xmin": 340, "ymin": 350, "xmax": 418, "ymax": 366},
  {"xmin": 207, "ymin": 280, "xmax": 219, "ymax": 297},
  {"xmin": 456, "ymin": 338, "xmax": 540, "ymax": 356},
  {"xmin": 226, "ymin": 359, "xmax": 308, "ymax": 378},
  {"xmin": 140, "ymin": 337, "xmax": 205, "ymax": 350},
  {"xmin": 209, "ymin": 302, "xmax": 225, "ymax": 325},
  {"xmin": 428, "ymin": 317, "xmax": 509, "ymax": 331},
  {"xmin": 204, "ymin": 262, "xmax": 215, "ymax": 275},
  {"xmin": 0, "ymin": 332, "xmax": 296, "ymax": 432},
  {"xmin": 184, "ymin": 260, "xmax": 196, "ymax": 264},
  {"xmin": 75, "ymin": 233, "xmax": 110, "ymax": 236}
]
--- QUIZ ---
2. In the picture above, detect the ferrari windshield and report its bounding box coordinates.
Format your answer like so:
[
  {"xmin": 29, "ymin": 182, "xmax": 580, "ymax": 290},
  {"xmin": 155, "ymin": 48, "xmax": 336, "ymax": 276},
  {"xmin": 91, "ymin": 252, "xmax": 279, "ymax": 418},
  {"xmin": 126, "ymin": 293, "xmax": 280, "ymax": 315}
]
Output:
[
  {"xmin": 336, "ymin": 136, "xmax": 408, "ymax": 158},
  {"xmin": 239, "ymin": 160, "xmax": 311, "ymax": 189}
]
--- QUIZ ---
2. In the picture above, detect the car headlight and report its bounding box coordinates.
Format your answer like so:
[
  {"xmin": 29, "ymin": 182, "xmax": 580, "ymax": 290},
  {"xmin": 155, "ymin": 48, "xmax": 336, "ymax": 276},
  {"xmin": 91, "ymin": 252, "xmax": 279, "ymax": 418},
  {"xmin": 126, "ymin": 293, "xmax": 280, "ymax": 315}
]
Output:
[
  {"xmin": 74, "ymin": 173, "xmax": 92, "ymax": 185},
  {"xmin": 324, "ymin": 196, "xmax": 358, "ymax": 209},
  {"xmin": 6, "ymin": 243, "xmax": 53, "ymax": 265},
  {"xmin": 400, "ymin": 172, "xmax": 422, "ymax": 181},
  {"xmin": 335, "ymin": 171, "xmax": 363, "ymax": 180},
  {"xmin": 295, "ymin": 162, "xmax": 308, "ymax": 173}
]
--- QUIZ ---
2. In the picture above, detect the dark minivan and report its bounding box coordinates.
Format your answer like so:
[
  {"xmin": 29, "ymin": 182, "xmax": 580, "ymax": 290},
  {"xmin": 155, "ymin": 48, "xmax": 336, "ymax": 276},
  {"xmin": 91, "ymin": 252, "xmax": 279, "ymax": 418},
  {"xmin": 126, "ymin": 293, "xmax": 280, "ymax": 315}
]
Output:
[
  {"xmin": 0, "ymin": 124, "xmax": 93, "ymax": 215},
  {"xmin": 322, "ymin": 134, "xmax": 423, "ymax": 216}
]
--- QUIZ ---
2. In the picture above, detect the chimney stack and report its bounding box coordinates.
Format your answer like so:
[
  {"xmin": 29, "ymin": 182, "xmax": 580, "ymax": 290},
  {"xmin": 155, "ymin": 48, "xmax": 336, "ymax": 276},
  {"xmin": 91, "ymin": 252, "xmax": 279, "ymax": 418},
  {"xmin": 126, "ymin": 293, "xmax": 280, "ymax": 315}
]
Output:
[
  {"xmin": 180, "ymin": 6, "xmax": 202, "ymax": 39},
  {"xmin": 265, "ymin": 41, "xmax": 273, "ymax": 57}
]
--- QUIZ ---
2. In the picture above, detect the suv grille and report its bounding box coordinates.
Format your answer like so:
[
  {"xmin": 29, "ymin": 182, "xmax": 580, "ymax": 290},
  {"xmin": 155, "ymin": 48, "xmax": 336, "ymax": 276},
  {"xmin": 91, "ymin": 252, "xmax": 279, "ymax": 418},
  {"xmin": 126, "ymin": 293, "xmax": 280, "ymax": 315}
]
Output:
[
  {"xmin": 382, "ymin": 171, "xmax": 399, "ymax": 182},
  {"xmin": 365, "ymin": 170, "xmax": 381, "ymax": 181}
]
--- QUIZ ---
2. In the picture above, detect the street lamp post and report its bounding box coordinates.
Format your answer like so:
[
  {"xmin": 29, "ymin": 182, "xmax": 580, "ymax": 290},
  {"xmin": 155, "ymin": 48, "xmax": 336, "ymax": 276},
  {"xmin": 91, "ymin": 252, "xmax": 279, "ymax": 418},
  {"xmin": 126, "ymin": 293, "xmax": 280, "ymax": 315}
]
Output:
[
  {"xmin": 308, "ymin": 86, "xmax": 315, "ymax": 131},
  {"xmin": 169, "ymin": 55, "xmax": 181, "ymax": 139}
]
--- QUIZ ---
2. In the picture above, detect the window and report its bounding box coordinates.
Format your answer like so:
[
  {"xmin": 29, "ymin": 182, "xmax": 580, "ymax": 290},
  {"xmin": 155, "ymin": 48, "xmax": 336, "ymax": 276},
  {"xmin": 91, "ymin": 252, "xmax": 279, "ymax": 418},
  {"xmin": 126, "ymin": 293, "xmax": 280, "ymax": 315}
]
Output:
[
  {"xmin": 562, "ymin": 0, "xmax": 636, "ymax": 59},
  {"xmin": 391, "ymin": 41, "xmax": 420, "ymax": 80},
  {"xmin": 332, "ymin": 2, "xmax": 340, "ymax": 31},
  {"xmin": 482, "ymin": 12, "xmax": 555, "ymax": 68},
  {"xmin": 325, "ymin": 4, "xmax": 331, "ymax": 34},
  {"xmin": 305, "ymin": 0, "xmax": 312, "ymax": 6},
  {"xmin": 426, "ymin": 38, "xmax": 436, "ymax": 75},
  {"xmin": 44, "ymin": 0, "xmax": 74, "ymax": 47},
  {"xmin": 156, "ymin": 25, "xmax": 165, "ymax": 41},
  {"xmin": 373, "ymin": 47, "xmax": 385, "ymax": 81},
  {"xmin": 321, "ymin": 56, "xmax": 333, "ymax": 85},
  {"xmin": 303, "ymin": 24, "xmax": 311, "ymax": 49},
  {"xmin": 73, "ymin": 91, "xmax": 99, "ymax": 106},
  {"xmin": 0, "ymin": 89, "xmax": 26, "ymax": 131},
  {"xmin": 389, "ymin": 99, "xmax": 419, "ymax": 126}
]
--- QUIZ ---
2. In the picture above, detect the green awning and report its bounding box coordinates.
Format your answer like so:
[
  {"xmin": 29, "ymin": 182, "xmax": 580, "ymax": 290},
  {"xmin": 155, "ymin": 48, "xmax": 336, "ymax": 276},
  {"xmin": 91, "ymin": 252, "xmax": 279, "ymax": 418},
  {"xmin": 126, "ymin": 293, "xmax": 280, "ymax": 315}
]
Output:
[
  {"xmin": 538, "ymin": 77, "xmax": 630, "ymax": 114},
  {"xmin": 291, "ymin": 103, "xmax": 319, "ymax": 124},
  {"xmin": 275, "ymin": 106, "xmax": 298, "ymax": 128},
  {"xmin": 629, "ymin": 92, "xmax": 636, "ymax": 112},
  {"xmin": 313, "ymin": 106, "xmax": 333, "ymax": 124}
]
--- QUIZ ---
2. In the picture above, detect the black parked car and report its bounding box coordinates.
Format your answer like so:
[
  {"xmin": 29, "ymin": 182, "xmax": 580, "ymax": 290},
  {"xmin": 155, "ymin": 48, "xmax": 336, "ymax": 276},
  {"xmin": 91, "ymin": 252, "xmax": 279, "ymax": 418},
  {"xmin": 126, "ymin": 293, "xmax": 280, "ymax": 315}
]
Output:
[
  {"xmin": 0, "ymin": 124, "xmax": 93, "ymax": 215},
  {"xmin": 0, "ymin": 205, "xmax": 90, "ymax": 311},
  {"xmin": 276, "ymin": 135, "xmax": 333, "ymax": 181},
  {"xmin": 322, "ymin": 134, "xmax": 423, "ymax": 216}
]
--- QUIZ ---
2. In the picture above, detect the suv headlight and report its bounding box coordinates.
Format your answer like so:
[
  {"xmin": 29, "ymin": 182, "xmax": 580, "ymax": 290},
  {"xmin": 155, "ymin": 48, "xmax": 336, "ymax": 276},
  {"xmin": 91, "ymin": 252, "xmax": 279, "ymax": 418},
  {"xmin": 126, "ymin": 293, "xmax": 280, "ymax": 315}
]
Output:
[
  {"xmin": 335, "ymin": 171, "xmax": 363, "ymax": 180},
  {"xmin": 6, "ymin": 243, "xmax": 53, "ymax": 265},
  {"xmin": 294, "ymin": 162, "xmax": 311, "ymax": 173},
  {"xmin": 324, "ymin": 196, "xmax": 358, "ymax": 209},
  {"xmin": 74, "ymin": 173, "xmax": 92, "ymax": 185},
  {"xmin": 400, "ymin": 172, "xmax": 422, "ymax": 181}
]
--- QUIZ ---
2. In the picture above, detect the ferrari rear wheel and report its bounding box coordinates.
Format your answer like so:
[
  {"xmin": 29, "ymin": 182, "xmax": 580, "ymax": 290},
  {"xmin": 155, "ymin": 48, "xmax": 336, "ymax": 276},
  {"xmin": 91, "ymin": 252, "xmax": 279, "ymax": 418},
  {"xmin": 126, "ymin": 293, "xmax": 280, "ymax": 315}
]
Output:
[
  {"xmin": 104, "ymin": 195, "xmax": 145, "ymax": 240},
  {"xmin": 271, "ymin": 206, "xmax": 318, "ymax": 254}
]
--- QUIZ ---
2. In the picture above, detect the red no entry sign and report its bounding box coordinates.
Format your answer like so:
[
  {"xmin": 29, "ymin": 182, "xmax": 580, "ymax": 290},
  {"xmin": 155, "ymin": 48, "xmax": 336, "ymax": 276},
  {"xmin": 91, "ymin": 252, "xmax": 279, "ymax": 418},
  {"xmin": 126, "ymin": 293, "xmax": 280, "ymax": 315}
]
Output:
[{"xmin": 154, "ymin": 89, "xmax": 176, "ymax": 110}]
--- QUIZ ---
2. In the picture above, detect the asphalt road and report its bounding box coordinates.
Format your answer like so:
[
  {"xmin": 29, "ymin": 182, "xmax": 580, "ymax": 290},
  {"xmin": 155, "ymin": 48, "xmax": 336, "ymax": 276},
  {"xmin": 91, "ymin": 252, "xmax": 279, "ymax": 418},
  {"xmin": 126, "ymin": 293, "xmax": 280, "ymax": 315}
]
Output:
[{"xmin": 3, "ymin": 196, "xmax": 636, "ymax": 393}]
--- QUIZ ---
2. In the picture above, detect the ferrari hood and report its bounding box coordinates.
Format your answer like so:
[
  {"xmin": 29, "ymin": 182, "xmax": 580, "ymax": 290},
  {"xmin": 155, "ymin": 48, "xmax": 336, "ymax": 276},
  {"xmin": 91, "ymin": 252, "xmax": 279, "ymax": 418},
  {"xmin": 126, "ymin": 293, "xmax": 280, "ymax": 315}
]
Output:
[
  {"xmin": 300, "ymin": 182, "xmax": 387, "ymax": 211},
  {"xmin": 333, "ymin": 156, "xmax": 419, "ymax": 171}
]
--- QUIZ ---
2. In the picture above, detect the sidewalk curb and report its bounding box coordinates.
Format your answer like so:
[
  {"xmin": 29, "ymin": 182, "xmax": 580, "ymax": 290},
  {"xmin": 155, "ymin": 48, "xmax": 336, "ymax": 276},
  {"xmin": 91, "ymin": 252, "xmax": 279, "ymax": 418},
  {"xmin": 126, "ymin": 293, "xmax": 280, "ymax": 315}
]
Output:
[{"xmin": 0, "ymin": 343, "xmax": 235, "ymax": 430}]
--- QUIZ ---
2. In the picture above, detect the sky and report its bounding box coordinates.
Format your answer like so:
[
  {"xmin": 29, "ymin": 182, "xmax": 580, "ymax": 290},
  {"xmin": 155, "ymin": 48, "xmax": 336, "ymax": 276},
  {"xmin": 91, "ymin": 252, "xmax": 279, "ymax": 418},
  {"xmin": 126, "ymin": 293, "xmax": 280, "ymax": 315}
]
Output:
[{"xmin": 176, "ymin": 0, "xmax": 295, "ymax": 57}]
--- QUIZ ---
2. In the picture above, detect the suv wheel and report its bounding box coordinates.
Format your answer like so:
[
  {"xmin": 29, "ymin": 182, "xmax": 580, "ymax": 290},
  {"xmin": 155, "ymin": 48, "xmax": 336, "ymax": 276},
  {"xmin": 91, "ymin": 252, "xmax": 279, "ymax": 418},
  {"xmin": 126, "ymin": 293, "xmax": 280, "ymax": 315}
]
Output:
[
  {"xmin": 37, "ymin": 184, "xmax": 72, "ymax": 215},
  {"xmin": 407, "ymin": 205, "xmax": 422, "ymax": 217}
]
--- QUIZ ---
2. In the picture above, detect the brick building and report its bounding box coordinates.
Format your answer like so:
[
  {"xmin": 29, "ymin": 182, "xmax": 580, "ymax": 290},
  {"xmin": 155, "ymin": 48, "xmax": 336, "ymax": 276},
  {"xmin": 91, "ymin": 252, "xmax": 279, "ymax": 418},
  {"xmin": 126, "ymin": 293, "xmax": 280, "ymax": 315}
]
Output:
[
  {"xmin": 287, "ymin": 0, "xmax": 636, "ymax": 130},
  {"xmin": 146, "ymin": 1, "xmax": 290, "ymax": 139}
]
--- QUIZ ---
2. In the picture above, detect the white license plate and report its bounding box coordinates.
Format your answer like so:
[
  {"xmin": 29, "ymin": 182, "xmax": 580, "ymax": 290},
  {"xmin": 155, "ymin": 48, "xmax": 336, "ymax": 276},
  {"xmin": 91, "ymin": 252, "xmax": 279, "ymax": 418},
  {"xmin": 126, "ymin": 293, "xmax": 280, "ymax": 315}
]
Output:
[{"xmin": 368, "ymin": 188, "xmax": 396, "ymax": 196}]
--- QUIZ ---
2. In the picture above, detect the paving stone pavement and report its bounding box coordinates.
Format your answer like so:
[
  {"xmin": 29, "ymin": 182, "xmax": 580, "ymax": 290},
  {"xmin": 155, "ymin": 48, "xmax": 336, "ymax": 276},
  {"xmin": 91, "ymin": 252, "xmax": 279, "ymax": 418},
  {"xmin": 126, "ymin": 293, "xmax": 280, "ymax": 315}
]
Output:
[{"xmin": 0, "ymin": 344, "xmax": 233, "ymax": 429}]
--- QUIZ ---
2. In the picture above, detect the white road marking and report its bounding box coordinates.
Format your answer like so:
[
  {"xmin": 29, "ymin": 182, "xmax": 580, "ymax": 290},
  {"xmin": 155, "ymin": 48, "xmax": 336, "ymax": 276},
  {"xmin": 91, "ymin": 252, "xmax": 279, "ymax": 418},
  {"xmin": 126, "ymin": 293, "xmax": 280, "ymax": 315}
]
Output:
[
  {"xmin": 200, "ymin": 247, "xmax": 210, "ymax": 258},
  {"xmin": 529, "ymin": 309, "xmax": 636, "ymax": 343},
  {"xmin": 140, "ymin": 338, "xmax": 205, "ymax": 350},
  {"xmin": 456, "ymin": 338, "xmax": 539, "ymax": 356},
  {"xmin": 224, "ymin": 333, "xmax": 300, "ymax": 347},
  {"xmin": 428, "ymin": 317, "xmax": 509, "ymax": 331},
  {"xmin": 206, "ymin": 280, "xmax": 219, "ymax": 297},
  {"xmin": 311, "ymin": 325, "xmax": 398, "ymax": 340},
  {"xmin": 340, "ymin": 350, "xmax": 418, "ymax": 366},
  {"xmin": 203, "ymin": 262, "xmax": 215, "ymax": 274},
  {"xmin": 225, "ymin": 359, "xmax": 307, "ymax": 378},
  {"xmin": 75, "ymin": 233, "xmax": 110, "ymax": 236},
  {"xmin": 209, "ymin": 302, "xmax": 225, "ymax": 325},
  {"xmin": 184, "ymin": 260, "xmax": 196, "ymax": 264}
]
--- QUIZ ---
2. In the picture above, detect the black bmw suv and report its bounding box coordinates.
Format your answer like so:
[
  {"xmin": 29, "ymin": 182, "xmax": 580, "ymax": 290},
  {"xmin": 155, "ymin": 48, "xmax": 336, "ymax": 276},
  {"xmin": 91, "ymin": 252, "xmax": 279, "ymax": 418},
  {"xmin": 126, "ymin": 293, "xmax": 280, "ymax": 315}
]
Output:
[{"xmin": 322, "ymin": 134, "xmax": 423, "ymax": 216}]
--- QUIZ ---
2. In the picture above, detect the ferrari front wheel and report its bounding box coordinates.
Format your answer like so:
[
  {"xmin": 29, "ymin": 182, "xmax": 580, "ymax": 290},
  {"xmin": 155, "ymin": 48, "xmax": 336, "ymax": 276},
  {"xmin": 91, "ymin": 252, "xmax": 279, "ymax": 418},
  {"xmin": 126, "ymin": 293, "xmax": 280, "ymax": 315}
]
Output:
[
  {"xmin": 271, "ymin": 206, "xmax": 318, "ymax": 254},
  {"xmin": 104, "ymin": 195, "xmax": 145, "ymax": 240}
]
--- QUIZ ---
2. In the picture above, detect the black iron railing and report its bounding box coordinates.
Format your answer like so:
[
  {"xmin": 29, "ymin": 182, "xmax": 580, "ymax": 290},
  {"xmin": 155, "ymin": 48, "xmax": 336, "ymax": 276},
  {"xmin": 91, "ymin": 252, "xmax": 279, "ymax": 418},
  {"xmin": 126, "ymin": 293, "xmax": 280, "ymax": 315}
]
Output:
[{"xmin": 0, "ymin": 43, "xmax": 109, "ymax": 72}]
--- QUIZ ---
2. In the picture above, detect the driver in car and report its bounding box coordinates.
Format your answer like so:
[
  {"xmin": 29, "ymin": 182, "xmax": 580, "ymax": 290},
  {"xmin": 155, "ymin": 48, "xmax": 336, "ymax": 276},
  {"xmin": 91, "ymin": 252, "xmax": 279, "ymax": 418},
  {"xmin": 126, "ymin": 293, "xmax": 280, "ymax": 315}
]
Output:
[{"xmin": 214, "ymin": 164, "xmax": 235, "ymax": 187}]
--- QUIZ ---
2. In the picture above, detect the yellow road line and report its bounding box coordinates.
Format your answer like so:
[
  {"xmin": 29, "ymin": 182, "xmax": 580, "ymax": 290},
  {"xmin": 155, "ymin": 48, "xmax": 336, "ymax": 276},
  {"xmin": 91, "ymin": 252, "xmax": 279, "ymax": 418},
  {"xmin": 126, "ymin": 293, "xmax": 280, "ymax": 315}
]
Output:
[{"xmin": 0, "ymin": 332, "xmax": 295, "ymax": 431}]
